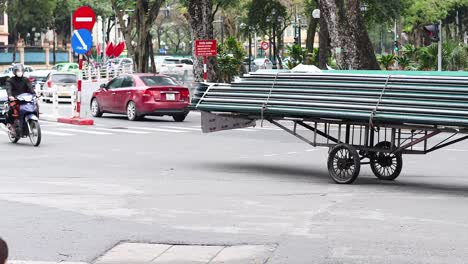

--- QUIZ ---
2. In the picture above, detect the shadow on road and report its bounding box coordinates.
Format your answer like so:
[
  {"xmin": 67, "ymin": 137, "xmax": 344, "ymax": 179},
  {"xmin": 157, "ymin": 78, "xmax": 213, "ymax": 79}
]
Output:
[
  {"xmin": 199, "ymin": 161, "xmax": 468, "ymax": 196},
  {"xmin": 199, "ymin": 161, "xmax": 330, "ymax": 182}
]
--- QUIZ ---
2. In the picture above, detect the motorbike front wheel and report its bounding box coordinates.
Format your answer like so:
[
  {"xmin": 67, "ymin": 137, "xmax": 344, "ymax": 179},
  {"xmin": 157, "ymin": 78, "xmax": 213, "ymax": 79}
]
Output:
[{"xmin": 28, "ymin": 119, "xmax": 41, "ymax": 147}]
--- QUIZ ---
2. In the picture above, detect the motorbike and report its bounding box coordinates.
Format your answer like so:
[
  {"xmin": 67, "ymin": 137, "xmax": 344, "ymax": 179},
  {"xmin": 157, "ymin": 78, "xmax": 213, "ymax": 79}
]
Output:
[{"xmin": 2, "ymin": 93, "xmax": 41, "ymax": 147}]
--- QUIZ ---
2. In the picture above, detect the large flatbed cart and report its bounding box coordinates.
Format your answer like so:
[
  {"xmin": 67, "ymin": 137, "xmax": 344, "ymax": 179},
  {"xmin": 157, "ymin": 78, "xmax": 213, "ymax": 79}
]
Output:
[
  {"xmin": 201, "ymin": 111, "xmax": 468, "ymax": 184},
  {"xmin": 194, "ymin": 71, "xmax": 468, "ymax": 184}
]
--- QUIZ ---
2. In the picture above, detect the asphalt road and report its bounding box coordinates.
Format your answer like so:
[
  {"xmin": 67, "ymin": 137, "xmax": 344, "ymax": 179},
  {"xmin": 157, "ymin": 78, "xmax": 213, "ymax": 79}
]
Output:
[{"xmin": 1, "ymin": 94, "xmax": 468, "ymax": 263}]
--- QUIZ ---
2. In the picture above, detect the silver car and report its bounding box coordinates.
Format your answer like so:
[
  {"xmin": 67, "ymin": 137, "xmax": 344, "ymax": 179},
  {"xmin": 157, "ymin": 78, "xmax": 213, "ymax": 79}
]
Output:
[{"xmin": 41, "ymin": 72, "xmax": 77, "ymax": 103}]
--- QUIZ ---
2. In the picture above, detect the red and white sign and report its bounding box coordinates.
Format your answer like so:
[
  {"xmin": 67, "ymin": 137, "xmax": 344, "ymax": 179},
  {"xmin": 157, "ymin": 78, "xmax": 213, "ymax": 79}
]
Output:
[
  {"xmin": 195, "ymin": 40, "xmax": 217, "ymax": 57},
  {"xmin": 73, "ymin": 6, "xmax": 96, "ymax": 31},
  {"xmin": 261, "ymin": 41, "xmax": 269, "ymax": 51}
]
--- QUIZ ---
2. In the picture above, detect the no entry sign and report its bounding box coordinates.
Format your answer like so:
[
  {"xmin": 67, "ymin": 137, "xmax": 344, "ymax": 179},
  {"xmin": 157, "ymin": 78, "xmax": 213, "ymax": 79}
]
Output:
[
  {"xmin": 195, "ymin": 40, "xmax": 217, "ymax": 57},
  {"xmin": 73, "ymin": 6, "xmax": 96, "ymax": 31}
]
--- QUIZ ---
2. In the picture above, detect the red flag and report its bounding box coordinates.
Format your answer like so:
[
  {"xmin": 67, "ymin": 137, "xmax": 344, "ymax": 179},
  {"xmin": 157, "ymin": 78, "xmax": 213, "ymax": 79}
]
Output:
[
  {"xmin": 113, "ymin": 42, "xmax": 126, "ymax": 57},
  {"xmin": 105, "ymin": 42, "xmax": 115, "ymax": 57}
]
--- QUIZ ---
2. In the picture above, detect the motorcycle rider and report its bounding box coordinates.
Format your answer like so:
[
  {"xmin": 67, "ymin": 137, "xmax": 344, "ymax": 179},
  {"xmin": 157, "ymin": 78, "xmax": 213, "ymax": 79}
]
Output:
[
  {"xmin": 5, "ymin": 64, "xmax": 35, "ymax": 133},
  {"xmin": 6, "ymin": 63, "xmax": 34, "ymax": 101}
]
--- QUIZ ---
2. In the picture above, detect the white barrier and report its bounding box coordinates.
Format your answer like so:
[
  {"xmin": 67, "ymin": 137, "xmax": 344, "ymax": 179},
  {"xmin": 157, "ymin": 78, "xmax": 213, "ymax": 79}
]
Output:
[{"xmin": 81, "ymin": 65, "xmax": 133, "ymax": 83}]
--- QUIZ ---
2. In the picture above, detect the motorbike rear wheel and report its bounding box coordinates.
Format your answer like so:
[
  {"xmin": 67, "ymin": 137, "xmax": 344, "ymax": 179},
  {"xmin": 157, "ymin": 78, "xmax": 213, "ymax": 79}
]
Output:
[
  {"xmin": 6, "ymin": 123, "xmax": 19, "ymax": 143},
  {"xmin": 28, "ymin": 119, "xmax": 41, "ymax": 147}
]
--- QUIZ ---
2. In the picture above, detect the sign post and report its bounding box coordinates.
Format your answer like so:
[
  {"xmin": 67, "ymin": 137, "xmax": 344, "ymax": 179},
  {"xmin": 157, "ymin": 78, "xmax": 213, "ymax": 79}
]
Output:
[
  {"xmin": 195, "ymin": 40, "xmax": 217, "ymax": 82},
  {"xmin": 58, "ymin": 6, "xmax": 96, "ymax": 125}
]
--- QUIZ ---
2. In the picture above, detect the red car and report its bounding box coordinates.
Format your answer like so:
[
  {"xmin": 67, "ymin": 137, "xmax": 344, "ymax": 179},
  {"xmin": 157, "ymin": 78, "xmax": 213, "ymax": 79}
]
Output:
[{"xmin": 90, "ymin": 74, "xmax": 190, "ymax": 122}]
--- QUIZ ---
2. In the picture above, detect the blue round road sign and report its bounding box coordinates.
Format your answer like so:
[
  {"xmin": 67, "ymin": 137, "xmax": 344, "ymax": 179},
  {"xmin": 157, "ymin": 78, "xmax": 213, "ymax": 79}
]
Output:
[{"xmin": 72, "ymin": 29, "xmax": 93, "ymax": 55}]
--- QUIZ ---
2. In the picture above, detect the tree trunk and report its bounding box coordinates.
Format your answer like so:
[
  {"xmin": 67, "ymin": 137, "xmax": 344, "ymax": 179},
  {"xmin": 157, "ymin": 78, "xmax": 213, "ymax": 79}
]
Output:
[
  {"xmin": 149, "ymin": 36, "xmax": 156, "ymax": 73},
  {"xmin": 306, "ymin": 17, "xmax": 318, "ymax": 53},
  {"xmin": 12, "ymin": 30, "xmax": 17, "ymax": 63},
  {"xmin": 53, "ymin": 31, "xmax": 56, "ymax": 65},
  {"xmin": 106, "ymin": 19, "xmax": 114, "ymax": 44},
  {"xmin": 318, "ymin": 4, "xmax": 330, "ymax": 70},
  {"xmin": 188, "ymin": 0, "xmax": 218, "ymax": 82},
  {"xmin": 319, "ymin": 0, "xmax": 379, "ymax": 70}
]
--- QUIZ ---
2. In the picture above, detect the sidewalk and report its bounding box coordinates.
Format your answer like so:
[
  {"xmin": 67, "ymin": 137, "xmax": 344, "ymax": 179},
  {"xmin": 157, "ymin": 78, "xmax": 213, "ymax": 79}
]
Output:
[{"xmin": 12, "ymin": 242, "xmax": 277, "ymax": 264}]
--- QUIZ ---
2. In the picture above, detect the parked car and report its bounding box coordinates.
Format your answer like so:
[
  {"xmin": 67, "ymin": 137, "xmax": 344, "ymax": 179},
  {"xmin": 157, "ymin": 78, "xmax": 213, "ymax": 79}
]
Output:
[
  {"xmin": 52, "ymin": 63, "xmax": 79, "ymax": 74},
  {"xmin": 41, "ymin": 72, "xmax": 77, "ymax": 103},
  {"xmin": 1, "ymin": 65, "xmax": 34, "ymax": 78},
  {"xmin": 158, "ymin": 58, "xmax": 193, "ymax": 81},
  {"xmin": 253, "ymin": 58, "xmax": 273, "ymax": 70},
  {"xmin": 243, "ymin": 57, "xmax": 259, "ymax": 73},
  {"xmin": 0, "ymin": 76, "xmax": 8, "ymax": 122},
  {"xmin": 154, "ymin": 56, "xmax": 173, "ymax": 73},
  {"xmin": 108, "ymin": 58, "xmax": 133, "ymax": 73},
  {"xmin": 90, "ymin": 74, "xmax": 190, "ymax": 122},
  {"xmin": 28, "ymin": 70, "xmax": 54, "ymax": 92}
]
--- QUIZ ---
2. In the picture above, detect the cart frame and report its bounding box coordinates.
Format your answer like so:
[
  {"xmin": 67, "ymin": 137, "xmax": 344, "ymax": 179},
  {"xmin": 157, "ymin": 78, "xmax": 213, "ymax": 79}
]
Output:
[{"xmin": 261, "ymin": 116, "xmax": 468, "ymax": 184}]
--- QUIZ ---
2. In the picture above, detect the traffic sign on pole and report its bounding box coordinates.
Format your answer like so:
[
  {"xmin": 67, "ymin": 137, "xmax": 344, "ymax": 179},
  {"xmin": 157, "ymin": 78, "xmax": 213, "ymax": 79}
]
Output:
[
  {"xmin": 71, "ymin": 29, "xmax": 93, "ymax": 55},
  {"xmin": 261, "ymin": 41, "xmax": 269, "ymax": 50},
  {"xmin": 73, "ymin": 6, "xmax": 96, "ymax": 31}
]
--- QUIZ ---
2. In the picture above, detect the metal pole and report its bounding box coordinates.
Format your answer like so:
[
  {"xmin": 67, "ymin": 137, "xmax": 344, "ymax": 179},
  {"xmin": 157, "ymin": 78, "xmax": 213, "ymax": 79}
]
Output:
[
  {"xmin": 298, "ymin": 18, "xmax": 302, "ymax": 46},
  {"xmin": 254, "ymin": 32, "xmax": 257, "ymax": 59},
  {"xmin": 221, "ymin": 16, "xmax": 224, "ymax": 45},
  {"xmin": 438, "ymin": 20, "xmax": 442, "ymax": 72},
  {"xmin": 272, "ymin": 23, "xmax": 277, "ymax": 69},
  {"xmin": 248, "ymin": 30, "xmax": 252, "ymax": 72},
  {"xmin": 294, "ymin": 6, "xmax": 298, "ymax": 44},
  {"xmin": 203, "ymin": 56, "xmax": 207, "ymax": 81}
]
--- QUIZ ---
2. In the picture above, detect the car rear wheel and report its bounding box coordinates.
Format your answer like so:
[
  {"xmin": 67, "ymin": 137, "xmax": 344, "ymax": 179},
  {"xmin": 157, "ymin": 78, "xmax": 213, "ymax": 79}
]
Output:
[
  {"xmin": 91, "ymin": 98, "xmax": 103, "ymax": 117},
  {"xmin": 173, "ymin": 113, "xmax": 187, "ymax": 122},
  {"xmin": 127, "ymin": 101, "xmax": 143, "ymax": 121}
]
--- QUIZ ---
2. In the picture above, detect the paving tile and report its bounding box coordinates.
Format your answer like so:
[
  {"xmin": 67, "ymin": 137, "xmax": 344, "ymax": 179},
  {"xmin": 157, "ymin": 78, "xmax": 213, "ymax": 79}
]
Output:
[
  {"xmin": 210, "ymin": 245, "xmax": 277, "ymax": 264},
  {"xmin": 7, "ymin": 260, "xmax": 87, "ymax": 264},
  {"xmin": 152, "ymin": 245, "xmax": 224, "ymax": 264},
  {"xmin": 94, "ymin": 243, "xmax": 171, "ymax": 264}
]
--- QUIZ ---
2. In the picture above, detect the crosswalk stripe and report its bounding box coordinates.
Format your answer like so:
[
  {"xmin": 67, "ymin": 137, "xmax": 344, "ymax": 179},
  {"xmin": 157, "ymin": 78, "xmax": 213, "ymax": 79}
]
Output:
[
  {"xmin": 161, "ymin": 126, "xmax": 201, "ymax": 131},
  {"xmin": 42, "ymin": 131, "xmax": 74, "ymax": 136},
  {"xmin": 94, "ymin": 128, "xmax": 151, "ymax": 134},
  {"xmin": 190, "ymin": 126, "xmax": 257, "ymax": 132},
  {"xmin": 58, "ymin": 128, "xmax": 113, "ymax": 135},
  {"xmin": 128, "ymin": 126, "xmax": 188, "ymax": 133},
  {"xmin": 253, "ymin": 127, "xmax": 282, "ymax": 131},
  {"xmin": 232, "ymin": 128, "xmax": 257, "ymax": 132}
]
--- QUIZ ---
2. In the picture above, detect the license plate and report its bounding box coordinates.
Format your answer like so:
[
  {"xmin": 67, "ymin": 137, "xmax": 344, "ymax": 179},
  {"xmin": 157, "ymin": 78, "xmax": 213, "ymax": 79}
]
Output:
[{"xmin": 166, "ymin": 93, "xmax": 175, "ymax": 101}]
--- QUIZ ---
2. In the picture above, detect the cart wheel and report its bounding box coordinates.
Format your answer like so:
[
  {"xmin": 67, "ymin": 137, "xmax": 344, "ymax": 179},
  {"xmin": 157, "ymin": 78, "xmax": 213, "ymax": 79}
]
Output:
[
  {"xmin": 370, "ymin": 141, "xmax": 403, "ymax": 181},
  {"xmin": 327, "ymin": 144, "xmax": 361, "ymax": 184}
]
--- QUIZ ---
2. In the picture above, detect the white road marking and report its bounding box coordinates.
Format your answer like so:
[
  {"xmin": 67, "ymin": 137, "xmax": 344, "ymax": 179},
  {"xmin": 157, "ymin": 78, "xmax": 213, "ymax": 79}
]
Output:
[
  {"xmin": 94, "ymin": 128, "xmax": 151, "ymax": 134},
  {"xmin": 58, "ymin": 128, "xmax": 112, "ymax": 135},
  {"xmin": 264, "ymin": 154, "xmax": 279, "ymax": 157},
  {"xmin": 128, "ymin": 127, "xmax": 188, "ymax": 133},
  {"xmin": 444, "ymin": 149, "xmax": 468, "ymax": 152},
  {"xmin": 42, "ymin": 131, "xmax": 74, "ymax": 136},
  {"xmin": 253, "ymin": 127, "xmax": 282, "ymax": 131},
  {"xmin": 161, "ymin": 126, "xmax": 201, "ymax": 131}
]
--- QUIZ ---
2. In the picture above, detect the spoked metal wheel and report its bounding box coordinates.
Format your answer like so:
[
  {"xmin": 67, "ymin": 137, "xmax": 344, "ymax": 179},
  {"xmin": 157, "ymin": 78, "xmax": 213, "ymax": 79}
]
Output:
[
  {"xmin": 28, "ymin": 120, "xmax": 41, "ymax": 147},
  {"xmin": 327, "ymin": 144, "xmax": 361, "ymax": 184},
  {"xmin": 370, "ymin": 141, "xmax": 403, "ymax": 181},
  {"xmin": 91, "ymin": 98, "xmax": 103, "ymax": 117},
  {"xmin": 127, "ymin": 101, "xmax": 141, "ymax": 121},
  {"xmin": 6, "ymin": 123, "xmax": 19, "ymax": 143}
]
